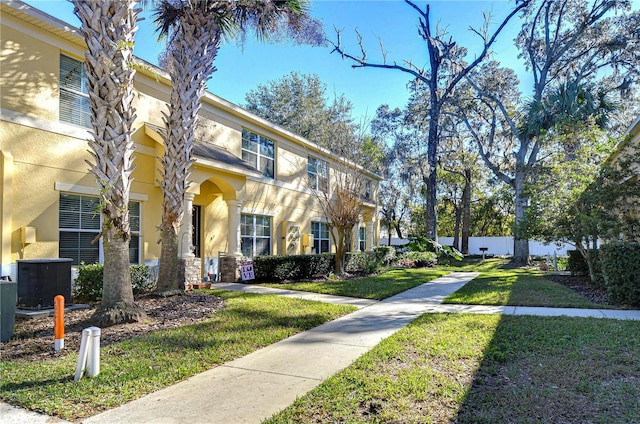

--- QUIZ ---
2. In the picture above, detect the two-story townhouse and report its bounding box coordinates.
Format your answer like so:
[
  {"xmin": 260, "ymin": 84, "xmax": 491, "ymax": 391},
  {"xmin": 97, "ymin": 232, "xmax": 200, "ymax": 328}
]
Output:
[{"xmin": 0, "ymin": 0, "xmax": 381, "ymax": 284}]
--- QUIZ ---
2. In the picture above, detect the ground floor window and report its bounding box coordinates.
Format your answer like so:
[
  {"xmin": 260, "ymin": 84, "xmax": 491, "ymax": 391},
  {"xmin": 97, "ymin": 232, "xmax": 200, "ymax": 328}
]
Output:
[
  {"xmin": 359, "ymin": 227, "xmax": 366, "ymax": 252},
  {"xmin": 59, "ymin": 193, "xmax": 141, "ymax": 265},
  {"xmin": 241, "ymin": 214, "xmax": 271, "ymax": 257},
  {"xmin": 311, "ymin": 222, "xmax": 331, "ymax": 254}
]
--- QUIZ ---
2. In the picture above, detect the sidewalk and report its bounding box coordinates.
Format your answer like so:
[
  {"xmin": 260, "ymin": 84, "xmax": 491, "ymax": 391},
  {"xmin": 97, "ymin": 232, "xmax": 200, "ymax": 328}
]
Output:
[{"xmin": 3, "ymin": 272, "xmax": 640, "ymax": 424}]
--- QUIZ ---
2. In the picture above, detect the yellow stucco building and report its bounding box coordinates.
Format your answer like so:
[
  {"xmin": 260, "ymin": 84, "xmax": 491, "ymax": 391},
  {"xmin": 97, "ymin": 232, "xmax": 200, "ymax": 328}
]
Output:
[{"xmin": 0, "ymin": 1, "xmax": 381, "ymax": 282}]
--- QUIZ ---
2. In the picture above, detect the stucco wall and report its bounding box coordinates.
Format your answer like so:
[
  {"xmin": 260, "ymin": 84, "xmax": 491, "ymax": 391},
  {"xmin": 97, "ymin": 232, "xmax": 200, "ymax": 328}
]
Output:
[{"xmin": 0, "ymin": 3, "xmax": 382, "ymax": 280}]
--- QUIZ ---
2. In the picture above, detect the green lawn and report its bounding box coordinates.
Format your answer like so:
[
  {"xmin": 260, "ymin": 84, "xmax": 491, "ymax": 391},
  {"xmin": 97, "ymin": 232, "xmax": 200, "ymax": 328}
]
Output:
[
  {"xmin": 265, "ymin": 313, "xmax": 640, "ymax": 423},
  {"xmin": 259, "ymin": 267, "xmax": 448, "ymax": 300},
  {"xmin": 442, "ymin": 258, "xmax": 605, "ymax": 308},
  {"xmin": 0, "ymin": 290, "xmax": 356, "ymax": 420}
]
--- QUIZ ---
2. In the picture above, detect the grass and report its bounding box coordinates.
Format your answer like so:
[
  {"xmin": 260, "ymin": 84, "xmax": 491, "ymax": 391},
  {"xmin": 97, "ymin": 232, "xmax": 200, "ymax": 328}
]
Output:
[
  {"xmin": 258, "ymin": 267, "xmax": 448, "ymax": 300},
  {"xmin": 0, "ymin": 290, "xmax": 356, "ymax": 420},
  {"xmin": 442, "ymin": 257, "xmax": 605, "ymax": 308},
  {"xmin": 264, "ymin": 313, "xmax": 640, "ymax": 423}
]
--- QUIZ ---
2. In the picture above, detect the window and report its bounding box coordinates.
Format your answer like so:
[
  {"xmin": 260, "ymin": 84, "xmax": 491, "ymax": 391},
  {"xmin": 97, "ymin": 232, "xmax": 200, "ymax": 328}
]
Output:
[
  {"xmin": 59, "ymin": 193, "xmax": 141, "ymax": 265},
  {"xmin": 242, "ymin": 129, "xmax": 275, "ymax": 178},
  {"xmin": 365, "ymin": 180, "xmax": 372, "ymax": 200},
  {"xmin": 308, "ymin": 157, "xmax": 329, "ymax": 191},
  {"xmin": 128, "ymin": 202, "xmax": 141, "ymax": 264},
  {"xmin": 59, "ymin": 55, "xmax": 91, "ymax": 128},
  {"xmin": 311, "ymin": 222, "xmax": 330, "ymax": 254},
  {"xmin": 241, "ymin": 214, "xmax": 271, "ymax": 257},
  {"xmin": 359, "ymin": 227, "xmax": 366, "ymax": 252}
]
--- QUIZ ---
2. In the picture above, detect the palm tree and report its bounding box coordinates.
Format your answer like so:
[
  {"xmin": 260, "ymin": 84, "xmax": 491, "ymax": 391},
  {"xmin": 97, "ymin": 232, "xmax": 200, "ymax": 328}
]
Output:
[
  {"xmin": 153, "ymin": 0, "xmax": 322, "ymax": 293},
  {"xmin": 71, "ymin": 0, "xmax": 147, "ymax": 325}
]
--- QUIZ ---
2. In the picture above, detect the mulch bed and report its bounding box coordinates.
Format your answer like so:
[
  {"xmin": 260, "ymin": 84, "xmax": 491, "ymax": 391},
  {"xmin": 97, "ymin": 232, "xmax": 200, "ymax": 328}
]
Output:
[
  {"xmin": 544, "ymin": 274, "xmax": 610, "ymax": 306},
  {"xmin": 1, "ymin": 293, "xmax": 224, "ymax": 362}
]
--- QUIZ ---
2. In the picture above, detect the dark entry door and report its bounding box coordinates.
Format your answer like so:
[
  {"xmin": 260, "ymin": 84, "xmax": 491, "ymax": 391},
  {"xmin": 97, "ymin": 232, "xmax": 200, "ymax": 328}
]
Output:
[{"xmin": 192, "ymin": 205, "xmax": 201, "ymax": 258}]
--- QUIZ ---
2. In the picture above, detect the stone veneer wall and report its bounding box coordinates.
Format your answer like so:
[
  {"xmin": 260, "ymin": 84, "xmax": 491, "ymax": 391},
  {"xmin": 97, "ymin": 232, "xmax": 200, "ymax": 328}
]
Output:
[
  {"xmin": 219, "ymin": 256, "xmax": 243, "ymax": 283},
  {"xmin": 179, "ymin": 257, "xmax": 202, "ymax": 287}
]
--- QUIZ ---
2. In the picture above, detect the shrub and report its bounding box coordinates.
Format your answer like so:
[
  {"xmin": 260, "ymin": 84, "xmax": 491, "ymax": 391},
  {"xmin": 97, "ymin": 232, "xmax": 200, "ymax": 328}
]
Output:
[
  {"xmin": 73, "ymin": 263, "xmax": 156, "ymax": 302},
  {"xmin": 600, "ymin": 242, "xmax": 640, "ymax": 306},
  {"xmin": 567, "ymin": 249, "xmax": 602, "ymax": 287},
  {"xmin": 130, "ymin": 264, "xmax": 156, "ymax": 294},
  {"xmin": 253, "ymin": 254, "xmax": 334, "ymax": 282},
  {"xmin": 567, "ymin": 249, "xmax": 589, "ymax": 275},
  {"xmin": 373, "ymin": 246, "xmax": 396, "ymax": 265},
  {"xmin": 345, "ymin": 251, "xmax": 379, "ymax": 274},
  {"xmin": 398, "ymin": 251, "xmax": 437, "ymax": 268},
  {"xmin": 73, "ymin": 263, "xmax": 104, "ymax": 302}
]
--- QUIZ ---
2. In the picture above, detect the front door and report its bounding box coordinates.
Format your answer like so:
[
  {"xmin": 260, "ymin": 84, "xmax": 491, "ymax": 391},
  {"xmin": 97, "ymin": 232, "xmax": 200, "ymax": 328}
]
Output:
[{"xmin": 192, "ymin": 205, "xmax": 201, "ymax": 258}]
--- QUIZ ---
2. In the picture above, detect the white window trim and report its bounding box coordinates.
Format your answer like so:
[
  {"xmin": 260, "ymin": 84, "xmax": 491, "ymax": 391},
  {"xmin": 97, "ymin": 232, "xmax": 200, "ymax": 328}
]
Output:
[
  {"xmin": 241, "ymin": 214, "xmax": 272, "ymax": 258},
  {"xmin": 59, "ymin": 192, "xmax": 143, "ymax": 264},
  {"xmin": 242, "ymin": 129, "xmax": 276, "ymax": 179},
  {"xmin": 59, "ymin": 54, "xmax": 91, "ymax": 128},
  {"xmin": 308, "ymin": 156, "xmax": 329, "ymax": 192},
  {"xmin": 311, "ymin": 221, "xmax": 331, "ymax": 254}
]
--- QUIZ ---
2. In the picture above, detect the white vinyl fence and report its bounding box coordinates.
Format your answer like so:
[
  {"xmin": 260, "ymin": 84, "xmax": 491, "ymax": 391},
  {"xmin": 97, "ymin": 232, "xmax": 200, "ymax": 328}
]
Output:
[{"xmin": 380, "ymin": 236, "xmax": 573, "ymax": 256}]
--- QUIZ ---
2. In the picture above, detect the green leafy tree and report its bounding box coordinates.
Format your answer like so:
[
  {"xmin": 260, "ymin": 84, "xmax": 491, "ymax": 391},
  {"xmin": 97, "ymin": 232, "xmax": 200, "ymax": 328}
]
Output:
[
  {"xmin": 331, "ymin": 0, "xmax": 529, "ymax": 240},
  {"xmin": 465, "ymin": 0, "xmax": 640, "ymax": 263}
]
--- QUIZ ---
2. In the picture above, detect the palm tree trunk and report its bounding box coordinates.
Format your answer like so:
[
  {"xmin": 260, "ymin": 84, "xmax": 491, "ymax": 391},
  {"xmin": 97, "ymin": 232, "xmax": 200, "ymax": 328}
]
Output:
[
  {"xmin": 156, "ymin": 8, "xmax": 221, "ymax": 294},
  {"xmin": 72, "ymin": 0, "xmax": 146, "ymax": 325}
]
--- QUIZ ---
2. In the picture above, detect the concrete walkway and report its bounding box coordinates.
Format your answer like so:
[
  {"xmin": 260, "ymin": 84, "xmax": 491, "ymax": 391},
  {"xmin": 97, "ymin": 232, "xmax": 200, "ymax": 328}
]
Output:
[{"xmin": 3, "ymin": 272, "xmax": 640, "ymax": 424}]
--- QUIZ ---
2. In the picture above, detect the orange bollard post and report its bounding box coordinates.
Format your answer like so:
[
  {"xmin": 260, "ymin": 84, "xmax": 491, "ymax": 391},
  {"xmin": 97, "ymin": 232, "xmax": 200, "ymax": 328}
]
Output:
[{"xmin": 54, "ymin": 295, "xmax": 64, "ymax": 351}]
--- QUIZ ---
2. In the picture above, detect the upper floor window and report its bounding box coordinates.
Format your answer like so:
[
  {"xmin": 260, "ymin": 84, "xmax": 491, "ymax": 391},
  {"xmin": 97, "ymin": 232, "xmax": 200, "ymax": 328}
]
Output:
[
  {"xmin": 365, "ymin": 180, "xmax": 372, "ymax": 200},
  {"xmin": 241, "ymin": 214, "xmax": 271, "ymax": 257},
  {"xmin": 59, "ymin": 55, "xmax": 91, "ymax": 128},
  {"xmin": 308, "ymin": 157, "xmax": 329, "ymax": 192},
  {"xmin": 242, "ymin": 129, "xmax": 275, "ymax": 178},
  {"xmin": 59, "ymin": 193, "xmax": 141, "ymax": 265}
]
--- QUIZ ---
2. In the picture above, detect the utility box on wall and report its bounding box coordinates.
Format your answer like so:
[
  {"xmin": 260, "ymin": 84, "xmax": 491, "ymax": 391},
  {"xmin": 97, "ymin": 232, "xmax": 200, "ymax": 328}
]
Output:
[
  {"xmin": 301, "ymin": 233, "xmax": 314, "ymax": 254},
  {"xmin": 17, "ymin": 259, "xmax": 72, "ymax": 309}
]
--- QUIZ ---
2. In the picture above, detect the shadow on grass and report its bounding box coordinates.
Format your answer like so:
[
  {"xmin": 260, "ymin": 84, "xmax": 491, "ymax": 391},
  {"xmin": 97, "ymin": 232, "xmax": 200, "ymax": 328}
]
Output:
[
  {"xmin": 0, "ymin": 375, "xmax": 73, "ymax": 392},
  {"xmin": 454, "ymin": 314, "xmax": 640, "ymax": 423}
]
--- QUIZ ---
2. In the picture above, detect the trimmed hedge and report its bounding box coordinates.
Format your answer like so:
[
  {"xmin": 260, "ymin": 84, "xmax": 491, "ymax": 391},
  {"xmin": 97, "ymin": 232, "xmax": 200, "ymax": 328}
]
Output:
[
  {"xmin": 600, "ymin": 242, "xmax": 640, "ymax": 306},
  {"xmin": 253, "ymin": 253, "xmax": 334, "ymax": 282},
  {"xmin": 73, "ymin": 263, "xmax": 156, "ymax": 302}
]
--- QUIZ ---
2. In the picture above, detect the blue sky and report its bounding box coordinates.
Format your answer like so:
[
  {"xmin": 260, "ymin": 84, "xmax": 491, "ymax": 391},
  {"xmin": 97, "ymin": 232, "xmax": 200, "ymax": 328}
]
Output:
[{"xmin": 24, "ymin": 0, "xmax": 537, "ymax": 122}]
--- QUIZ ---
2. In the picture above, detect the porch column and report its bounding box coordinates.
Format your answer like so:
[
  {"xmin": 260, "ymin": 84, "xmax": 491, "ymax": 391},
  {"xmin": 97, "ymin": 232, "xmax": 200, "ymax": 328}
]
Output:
[
  {"xmin": 366, "ymin": 219, "xmax": 375, "ymax": 252},
  {"xmin": 179, "ymin": 192, "xmax": 195, "ymax": 258},
  {"xmin": 351, "ymin": 226, "xmax": 359, "ymax": 251},
  {"xmin": 226, "ymin": 199, "xmax": 243, "ymax": 256}
]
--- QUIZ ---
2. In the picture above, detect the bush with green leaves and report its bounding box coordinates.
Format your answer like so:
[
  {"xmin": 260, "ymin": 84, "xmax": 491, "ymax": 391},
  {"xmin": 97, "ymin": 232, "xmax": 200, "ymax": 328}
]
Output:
[
  {"xmin": 253, "ymin": 254, "xmax": 334, "ymax": 282},
  {"xmin": 373, "ymin": 246, "xmax": 396, "ymax": 265},
  {"xmin": 345, "ymin": 251, "xmax": 379, "ymax": 274},
  {"xmin": 567, "ymin": 249, "xmax": 602, "ymax": 287},
  {"xmin": 398, "ymin": 251, "xmax": 437, "ymax": 268},
  {"xmin": 600, "ymin": 242, "xmax": 640, "ymax": 306},
  {"xmin": 407, "ymin": 236, "xmax": 462, "ymax": 261},
  {"xmin": 73, "ymin": 263, "xmax": 156, "ymax": 302}
]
